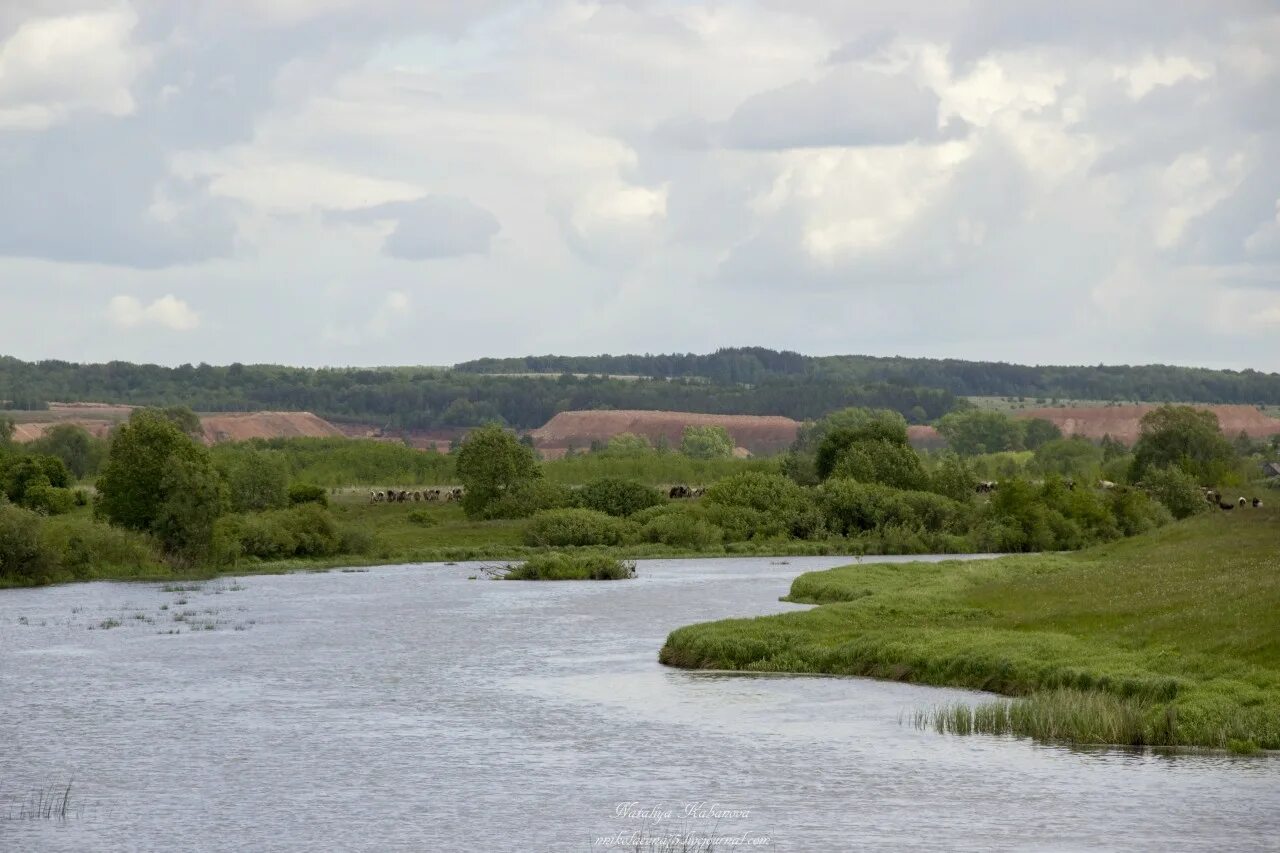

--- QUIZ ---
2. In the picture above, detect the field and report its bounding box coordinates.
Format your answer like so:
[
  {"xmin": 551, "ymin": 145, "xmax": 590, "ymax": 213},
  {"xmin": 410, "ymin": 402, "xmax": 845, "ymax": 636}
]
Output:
[{"xmin": 659, "ymin": 506, "xmax": 1280, "ymax": 750}]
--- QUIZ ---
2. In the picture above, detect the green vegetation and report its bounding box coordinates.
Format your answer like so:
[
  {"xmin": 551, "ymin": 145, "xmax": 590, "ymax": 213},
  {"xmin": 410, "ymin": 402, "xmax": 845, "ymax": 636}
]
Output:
[
  {"xmin": 680, "ymin": 424, "xmax": 735, "ymax": 459},
  {"xmin": 498, "ymin": 553, "xmax": 634, "ymax": 581},
  {"xmin": 937, "ymin": 409, "xmax": 1060, "ymax": 454},
  {"xmin": 660, "ymin": 508, "xmax": 1280, "ymax": 750},
  {"xmin": 1130, "ymin": 405, "xmax": 1238, "ymax": 484},
  {"xmin": 455, "ymin": 424, "xmax": 542, "ymax": 518}
]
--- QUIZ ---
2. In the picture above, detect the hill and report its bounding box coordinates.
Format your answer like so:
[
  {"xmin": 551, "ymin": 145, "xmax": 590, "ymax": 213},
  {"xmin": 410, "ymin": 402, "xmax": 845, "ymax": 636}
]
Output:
[{"xmin": 529, "ymin": 410, "xmax": 801, "ymax": 456}]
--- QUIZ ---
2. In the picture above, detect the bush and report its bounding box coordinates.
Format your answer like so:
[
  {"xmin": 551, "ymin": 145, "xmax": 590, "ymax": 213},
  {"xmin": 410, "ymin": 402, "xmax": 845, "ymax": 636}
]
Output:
[
  {"xmin": 50, "ymin": 521, "xmax": 162, "ymax": 580},
  {"xmin": 215, "ymin": 504, "xmax": 345, "ymax": 562},
  {"xmin": 524, "ymin": 508, "xmax": 640, "ymax": 547},
  {"xmin": 640, "ymin": 510, "xmax": 723, "ymax": 548},
  {"xmin": 701, "ymin": 503, "xmax": 787, "ymax": 541},
  {"xmin": 406, "ymin": 509, "xmax": 436, "ymax": 526},
  {"xmin": 483, "ymin": 479, "xmax": 575, "ymax": 519},
  {"xmin": 0, "ymin": 504, "xmax": 58, "ymax": 583},
  {"xmin": 817, "ymin": 479, "xmax": 968, "ymax": 536},
  {"xmin": 1143, "ymin": 465, "xmax": 1209, "ymax": 520},
  {"xmin": 576, "ymin": 477, "xmax": 665, "ymax": 517},
  {"xmin": 287, "ymin": 483, "xmax": 329, "ymax": 507},
  {"xmin": 1107, "ymin": 488, "xmax": 1172, "ymax": 537},
  {"xmin": 704, "ymin": 472, "xmax": 824, "ymax": 539},
  {"xmin": 502, "ymin": 553, "xmax": 634, "ymax": 580},
  {"xmin": 22, "ymin": 481, "xmax": 77, "ymax": 516}
]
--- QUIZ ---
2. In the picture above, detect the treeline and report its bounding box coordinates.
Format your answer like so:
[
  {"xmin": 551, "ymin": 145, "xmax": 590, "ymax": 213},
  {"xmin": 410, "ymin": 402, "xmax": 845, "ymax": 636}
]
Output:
[
  {"xmin": 457, "ymin": 347, "xmax": 1280, "ymax": 404},
  {"xmin": 0, "ymin": 356, "xmax": 957, "ymax": 428}
]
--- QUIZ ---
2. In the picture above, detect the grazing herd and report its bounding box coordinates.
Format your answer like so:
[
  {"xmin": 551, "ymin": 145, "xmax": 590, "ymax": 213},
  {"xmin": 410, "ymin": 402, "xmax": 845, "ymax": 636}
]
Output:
[
  {"xmin": 1201, "ymin": 488, "xmax": 1263, "ymax": 511},
  {"xmin": 369, "ymin": 488, "xmax": 464, "ymax": 504}
]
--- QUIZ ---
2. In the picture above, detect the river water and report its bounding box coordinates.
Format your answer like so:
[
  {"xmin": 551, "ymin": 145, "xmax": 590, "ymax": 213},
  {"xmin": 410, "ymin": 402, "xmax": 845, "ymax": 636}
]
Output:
[{"xmin": 1, "ymin": 556, "xmax": 1277, "ymax": 852}]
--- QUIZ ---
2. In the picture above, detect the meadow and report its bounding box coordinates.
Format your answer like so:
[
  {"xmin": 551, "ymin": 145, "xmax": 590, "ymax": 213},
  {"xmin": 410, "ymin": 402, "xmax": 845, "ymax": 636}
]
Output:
[{"xmin": 659, "ymin": 506, "xmax": 1280, "ymax": 750}]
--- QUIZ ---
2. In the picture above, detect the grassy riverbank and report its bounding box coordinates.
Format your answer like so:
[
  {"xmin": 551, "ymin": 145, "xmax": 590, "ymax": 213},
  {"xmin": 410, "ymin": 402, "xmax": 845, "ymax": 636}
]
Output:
[{"xmin": 659, "ymin": 507, "xmax": 1280, "ymax": 750}]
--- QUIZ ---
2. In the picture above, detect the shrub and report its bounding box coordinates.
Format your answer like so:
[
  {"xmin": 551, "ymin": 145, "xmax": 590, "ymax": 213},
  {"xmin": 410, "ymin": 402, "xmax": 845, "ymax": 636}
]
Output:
[
  {"xmin": 524, "ymin": 508, "xmax": 640, "ymax": 547},
  {"xmin": 287, "ymin": 483, "xmax": 329, "ymax": 507},
  {"xmin": 640, "ymin": 510, "xmax": 723, "ymax": 548},
  {"xmin": 817, "ymin": 480, "xmax": 968, "ymax": 536},
  {"xmin": 829, "ymin": 440, "xmax": 929, "ymax": 490},
  {"xmin": 483, "ymin": 479, "xmax": 575, "ymax": 519},
  {"xmin": 502, "ymin": 553, "xmax": 634, "ymax": 580},
  {"xmin": 406, "ymin": 509, "xmax": 436, "ymax": 526},
  {"xmin": 704, "ymin": 472, "xmax": 824, "ymax": 539},
  {"xmin": 576, "ymin": 477, "xmax": 665, "ymax": 517},
  {"xmin": 701, "ymin": 503, "xmax": 786, "ymax": 541},
  {"xmin": 1107, "ymin": 488, "xmax": 1172, "ymax": 537},
  {"xmin": 928, "ymin": 453, "xmax": 977, "ymax": 503},
  {"xmin": 50, "ymin": 521, "xmax": 162, "ymax": 580},
  {"xmin": 215, "ymin": 504, "xmax": 344, "ymax": 562},
  {"xmin": 22, "ymin": 481, "xmax": 77, "ymax": 516},
  {"xmin": 1143, "ymin": 465, "xmax": 1209, "ymax": 520},
  {"xmin": 0, "ymin": 504, "xmax": 58, "ymax": 583}
]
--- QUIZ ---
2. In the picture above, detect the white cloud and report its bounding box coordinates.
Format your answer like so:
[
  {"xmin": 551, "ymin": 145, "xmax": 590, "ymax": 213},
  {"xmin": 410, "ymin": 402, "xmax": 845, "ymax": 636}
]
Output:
[
  {"xmin": 0, "ymin": 4, "xmax": 146, "ymax": 129},
  {"xmin": 106, "ymin": 294, "xmax": 200, "ymax": 331}
]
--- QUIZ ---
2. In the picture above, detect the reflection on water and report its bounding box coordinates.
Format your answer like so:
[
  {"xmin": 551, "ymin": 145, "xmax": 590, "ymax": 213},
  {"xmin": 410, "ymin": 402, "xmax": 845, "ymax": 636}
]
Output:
[{"xmin": 1, "ymin": 555, "xmax": 1277, "ymax": 852}]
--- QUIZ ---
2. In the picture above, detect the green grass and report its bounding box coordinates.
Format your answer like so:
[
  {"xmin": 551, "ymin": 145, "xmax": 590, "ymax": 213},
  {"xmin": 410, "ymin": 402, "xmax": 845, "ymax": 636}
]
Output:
[{"xmin": 659, "ymin": 507, "xmax": 1280, "ymax": 749}]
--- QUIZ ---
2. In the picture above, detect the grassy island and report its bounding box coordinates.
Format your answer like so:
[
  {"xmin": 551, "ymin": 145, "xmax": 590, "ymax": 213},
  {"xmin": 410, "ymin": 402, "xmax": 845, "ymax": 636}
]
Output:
[{"xmin": 660, "ymin": 507, "xmax": 1280, "ymax": 751}]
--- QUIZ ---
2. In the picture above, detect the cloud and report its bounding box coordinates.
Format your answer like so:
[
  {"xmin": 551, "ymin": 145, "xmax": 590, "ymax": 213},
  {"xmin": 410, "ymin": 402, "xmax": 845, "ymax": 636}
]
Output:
[
  {"xmin": 330, "ymin": 196, "xmax": 501, "ymax": 260},
  {"xmin": 106, "ymin": 294, "xmax": 200, "ymax": 331},
  {"xmin": 720, "ymin": 66, "xmax": 956, "ymax": 150},
  {"xmin": 0, "ymin": 4, "xmax": 147, "ymax": 130}
]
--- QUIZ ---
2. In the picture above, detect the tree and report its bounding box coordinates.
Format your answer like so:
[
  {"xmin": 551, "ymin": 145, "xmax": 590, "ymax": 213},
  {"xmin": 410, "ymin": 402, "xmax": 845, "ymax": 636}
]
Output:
[
  {"xmin": 1022, "ymin": 418, "xmax": 1063, "ymax": 450},
  {"xmin": 1144, "ymin": 465, "xmax": 1209, "ymax": 520},
  {"xmin": 937, "ymin": 409, "xmax": 1026, "ymax": 455},
  {"xmin": 829, "ymin": 440, "xmax": 929, "ymax": 491},
  {"xmin": 680, "ymin": 425, "xmax": 734, "ymax": 459},
  {"xmin": 96, "ymin": 409, "xmax": 227, "ymax": 555},
  {"xmin": 813, "ymin": 410, "xmax": 913, "ymax": 482},
  {"xmin": 454, "ymin": 424, "xmax": 541, "ymax": 518},
  {"xmin": 30, "ymin": 424, "xmax": 105, "ymax": 479},
  {"xmin": 1099, "ymin": 434, "xmax": 1127, "ymax": 461},
  {"xmin": 152, "ymin": 454, "xmax": 229, "ymax": 562},
  {"xmin": 1032, "ymin": 437, "xmax": 1104, "ymax": 478},
  {"xmin": 928, "ymin": 452, "xmax": 977, "ymax": 503},
  {"xmin": 159, "ymin": 406, "xmax": 203, "ymax": 437},
  {"xmin": 1129, "ymin": 405, "xmax": 1237, "ymax": 484},
  {"xmin": 0, "ymin": 415, "xmax": 14, "ymax": 446},
  {"xmin": 215, "ymin": 448, "xmax": 289, "ymax": 512}
]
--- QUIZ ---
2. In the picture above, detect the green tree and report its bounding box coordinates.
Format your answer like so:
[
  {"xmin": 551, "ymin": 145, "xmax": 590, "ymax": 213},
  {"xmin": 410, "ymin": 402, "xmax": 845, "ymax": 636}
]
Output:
[
  {"xmin": 454, "ymin": 424, "xmax": 541, "ymax": 518},
  {"xmin": 0, "ymin": 504, "xmax": 57, "ymax": 583},
  {"xmin": 153, "ymin": 454, "xmax": 229, "ymax": 562},
  {"xmin": 1130, "ymin": 406, "xmax": 1237, "ymax": 484},
  {"xmin": 928, "ymin": 452, "xmax": 977, "ymax": 503},
  {"xmin": 1032, "ymin": 437, "xmax": 1104, "ymax": 478},
  {"xmin": 96, "ymin": 409, "xmax": 228, "ymax": 556},
  {"xmin": 1022, "ymin": 418, "xmax": 1063, "ymax": 450},
  {"xmin": 1144, "ymin": 465, "xmax": 1209, "ymax": 520},
  {"xmin": 30, "ymin": 424, "xmax": 106, "ymax": 479},
  {"xmin": 829, "ymin": 440, "xmax": 929, "ymax": 490},
  {"xmin": 159, "ymin": 405, "xmax": 203, "ymax": 437},
  {"xmin": 1099, "ymin": 434, "xmax": 1127, "ymax": 461},
  {"xmin": 214, "ymin": 448, "xmax": 290, "ymax": 512},
  {"xmin": 680, "ymin": 425, "xmax": 734, "ymax": 459},
  {"xmin": 937, "ymin": 410, "xmax": 1026, "ymax": 455}
]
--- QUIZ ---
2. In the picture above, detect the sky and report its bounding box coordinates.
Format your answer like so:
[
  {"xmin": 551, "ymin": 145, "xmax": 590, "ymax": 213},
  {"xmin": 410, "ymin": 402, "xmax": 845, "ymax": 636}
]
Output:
[{"xmin": 0, "ymin": 1, "xmax": 1278, "ymax": 371}]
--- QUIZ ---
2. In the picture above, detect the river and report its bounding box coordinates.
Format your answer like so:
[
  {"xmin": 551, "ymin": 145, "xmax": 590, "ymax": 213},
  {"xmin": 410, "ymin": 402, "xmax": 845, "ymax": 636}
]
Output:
[{"xmin": 2, "ymin": 556, "xmax": 1277, "ymax": 851}]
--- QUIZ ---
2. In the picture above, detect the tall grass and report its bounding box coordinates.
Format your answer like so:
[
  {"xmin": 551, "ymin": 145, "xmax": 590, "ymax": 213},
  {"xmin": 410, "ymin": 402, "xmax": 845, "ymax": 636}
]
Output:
[{"xmin": 914, "ymin": 689, "xmax": 1168, "ymax": 746}]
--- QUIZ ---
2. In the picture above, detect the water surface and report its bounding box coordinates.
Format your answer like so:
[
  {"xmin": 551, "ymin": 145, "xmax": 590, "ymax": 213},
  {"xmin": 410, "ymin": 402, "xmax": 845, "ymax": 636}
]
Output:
[{"xmin": 2, "ymin": 556, "xmax": 1277, "ymax": 851}]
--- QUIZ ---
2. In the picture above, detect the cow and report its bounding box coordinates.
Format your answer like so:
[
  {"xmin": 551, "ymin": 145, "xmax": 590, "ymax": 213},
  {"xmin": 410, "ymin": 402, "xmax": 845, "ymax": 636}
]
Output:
[
  {"xmin": 691, "ymin": 487, "xmax": 705, "ymax": 498},
  {"xmin": 1219, "ymin": 501, "xmax": 1235, "ymax": 511},
  {"xmin": 669, "ymin": 485, "xmax": 691, "ymax": 499},
  {"xmin": 413, "ymin": 491, "xmax": 422, "ymax": 502},
  {"xmin": 450, "ymin": 487, "xmax": 464, "ymax": 501},
  {"xmin": 975, "ymin": 481, "xmax": 998, "ymax": 494},
  {"xmin": 1238, "ymin": 496, "xmax": 1247, "ymax": 507},
  {"xmin": 1097, "ymin": 480, "xmax": 1117, "ymax": 490},
  {"xmin": 369, "ymin": 490, "xmax": 377, "ymax": 504},
  {"xmin": 426, "ymin": 489, "xmax": 441, "ymax": 501},
  {"xmin": 1253, "ymin": 497, "xmax": 1264, "ymax": 508}
]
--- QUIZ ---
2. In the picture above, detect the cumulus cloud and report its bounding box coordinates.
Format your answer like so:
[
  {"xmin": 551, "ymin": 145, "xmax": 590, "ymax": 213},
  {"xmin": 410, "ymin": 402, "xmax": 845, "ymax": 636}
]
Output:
[{"xmin": 106, "ymin": 294, "xmax": 200, "ymax": 331}]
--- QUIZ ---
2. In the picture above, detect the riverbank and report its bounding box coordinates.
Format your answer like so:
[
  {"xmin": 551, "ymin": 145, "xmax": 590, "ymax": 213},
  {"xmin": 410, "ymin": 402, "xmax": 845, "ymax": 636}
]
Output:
[{"xmin": 659, "ymin": 507, "xmax": 1280, "ymax": 750}]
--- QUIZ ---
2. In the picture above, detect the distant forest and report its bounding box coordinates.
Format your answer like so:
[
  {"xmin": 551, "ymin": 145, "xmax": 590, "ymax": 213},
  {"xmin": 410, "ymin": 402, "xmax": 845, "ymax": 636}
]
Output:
[
  {"xmin": 0, "ymin": 356, "xmax": 957, "ymax": 429},
  {"xmin": 458, "ymin": 347, "xmax": 1280, "ymax": 404},
  {"xmin": 3, "ymin": 348, "xmax": 1277, "ymax": 432}
]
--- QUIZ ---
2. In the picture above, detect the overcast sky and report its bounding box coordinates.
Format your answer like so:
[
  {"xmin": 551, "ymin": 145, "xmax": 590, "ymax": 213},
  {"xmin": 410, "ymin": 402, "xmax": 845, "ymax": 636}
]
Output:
[{"xmin": 1, "ymin": 1, "xmax": 1277, "ymax": 370}]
